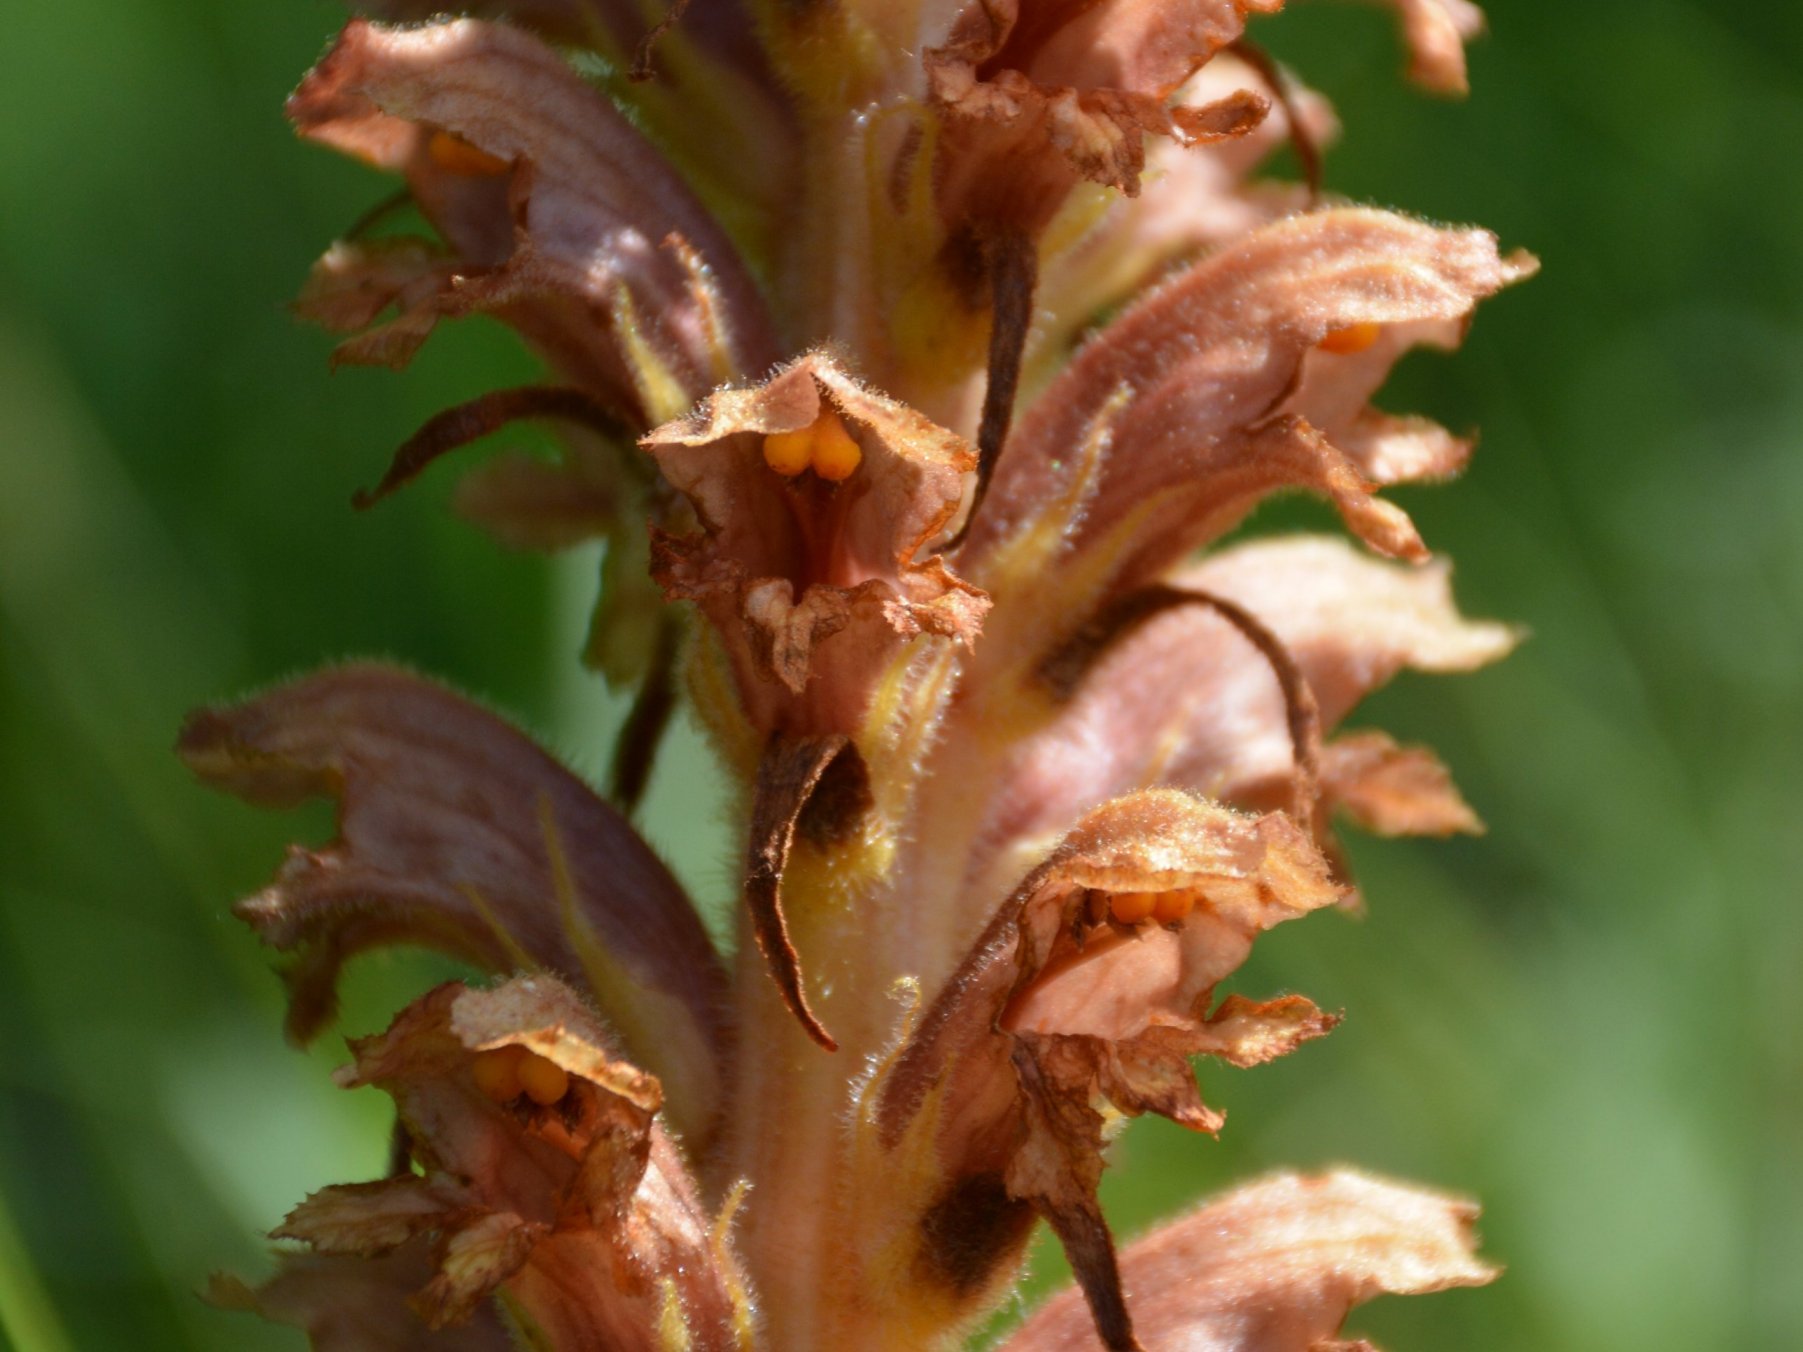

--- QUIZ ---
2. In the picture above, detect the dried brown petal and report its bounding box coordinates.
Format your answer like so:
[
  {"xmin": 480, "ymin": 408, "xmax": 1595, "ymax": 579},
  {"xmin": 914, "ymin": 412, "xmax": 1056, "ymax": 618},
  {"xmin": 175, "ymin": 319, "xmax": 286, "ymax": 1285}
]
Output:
[
  {"xmin": 1319, "ymin": 730, "xmax": 1482, "ymax": 836},
  {"xmin": 208, "ymin": 1246, "xmax": 512, "ymax": 1350},
  {"xmin": 269, "ymin": 977, "xmax": 752, "ymax": 1349},
  {"xmin": 643, "ymin": 353, "xmax": 988, "ymax": 733},
  {"xmin": 962, "ymin": 209, "xmax": 1534, "ymax": 595},
  {"xmin": 294, "ymin": 236, "xmax": 458, "ymax": 338},
  {"xmin": 1000, "ymin": 1169, "xmax": 1497, "ymax": 1350},
  {"xmin": 417, "ymin": 1213, "xmax": 548, "ymax": 1328},
  {"xmin": 1030, "ymin": 53, "xmax": 1337, "ymax": 379},
  {"xmin": 879, "ymin": 790, "xmax": 1343, "ymax": 1350},
  {"xmin": 927, "ymin": 0, "xmax": 1277, "ymax": 241},
  {"xmin": 289, "ymin": 18, "xmax": 777, "ymax": 424},
  {"xmin": 177, "ymin": 664, "xmax": 728, "ymax": 1140},
  {"xmin": 274, "ymin": 1177, "xmax": 479, "ymax": 1255}
]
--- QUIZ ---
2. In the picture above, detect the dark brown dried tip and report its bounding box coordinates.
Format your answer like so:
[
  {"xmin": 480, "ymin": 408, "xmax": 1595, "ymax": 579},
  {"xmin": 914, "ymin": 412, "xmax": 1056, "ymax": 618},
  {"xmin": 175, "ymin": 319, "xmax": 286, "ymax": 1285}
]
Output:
[
  {"xmin": 1230, "ymin": 39, "xmax": 1323, "ymax": 206},
  {"xmin": 607, "ymin": 612, "xmax": 680, "ymax": 813},
  {"xmin": 353, "ymin": 386, "xmax": 625, "ymax": 510},
  {"xmin": 1039, "ymin": 584, "xmax": 1322, "ymax": 830},
  {"xmin": 631, "ymin": 0, "xmax": 692, "ymax": 82},
  {"xmin": 948, "ymin": 230, "xmax": 1037, "ymax": 551},
  {"xmin": 1049, "ymin": 1205, "xmax": 1139, "ymax": 1351},
  {"xmin": 745, "ymin": 732, "xmax": 867, "ymax": 1050},
  {"xmin": 1014, "ymin": 1045, "xmax": 1142, "ymax": 1352}
]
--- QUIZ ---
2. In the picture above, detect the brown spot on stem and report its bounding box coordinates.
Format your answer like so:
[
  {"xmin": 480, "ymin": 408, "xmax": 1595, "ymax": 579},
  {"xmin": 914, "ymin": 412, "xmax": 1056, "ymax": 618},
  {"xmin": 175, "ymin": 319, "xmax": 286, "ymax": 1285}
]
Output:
[
  {"xmin": 745, "ymin": 733, "xmax": 849, "ymax": 1049},
  {"xmin": 353, "ymin": 386, "xmax": 625, "ymax": 509},
  {"xmin": 917, "ymin": 1173, "xmax": 1035, "ymax": 1298},
  {"xmin": 794, "ymin": 740, "xmax": 872, "ymax": 849}
]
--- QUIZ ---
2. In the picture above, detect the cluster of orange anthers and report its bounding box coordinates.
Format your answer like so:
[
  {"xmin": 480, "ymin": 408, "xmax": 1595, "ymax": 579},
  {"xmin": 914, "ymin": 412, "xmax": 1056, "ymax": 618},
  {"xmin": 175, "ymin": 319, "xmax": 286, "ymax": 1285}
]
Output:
[
  {"xmin": 1087, "ymin": 885, "xmax": 1208, "ymax": 928},
  {"xmin": 191, "ymin": 0, "xmax": 1529, "ymax": 1348}
]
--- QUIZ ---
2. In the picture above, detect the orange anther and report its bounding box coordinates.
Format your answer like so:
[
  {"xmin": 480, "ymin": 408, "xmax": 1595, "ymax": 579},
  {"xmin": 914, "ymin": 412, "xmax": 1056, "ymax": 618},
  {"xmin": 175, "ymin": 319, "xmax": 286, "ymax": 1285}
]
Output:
[
  {"xmin": 1108, "ymin": 891, "xmax": 1157, "ymax": 925},
  {"xmin": 809, "ymin": 412, "xmax": 863, "ymax": 481},
  {"xmin": 1151, "ymin": 889, "xmax": 1196, "ymax": 924},
  {"xmin": 517, "ymin": 1052, "xmax": 570, "ymax": 1106},
  {"xmin": 1317, "ymin": 322, "xmax": 1383, "ymax": 355},
  {"xmin": 427, "ymin": 129, "xmax": 510, "ymax": 177},
  {"xmin": 762, "ymin": 426, "xmax": 814, "ymax": 477},
  {"xmin": 471, "ymin": 1045, "xmax": 526, "ymax": 1102},
  {"xmin": 761, "ymin": 411, "xmax": 863, "ymax": 481}
]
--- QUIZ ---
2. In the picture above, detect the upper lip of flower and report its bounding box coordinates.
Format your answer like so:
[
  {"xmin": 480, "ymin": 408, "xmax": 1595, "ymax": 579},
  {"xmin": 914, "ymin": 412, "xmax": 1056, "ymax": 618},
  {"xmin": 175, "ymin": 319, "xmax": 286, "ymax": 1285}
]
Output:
[{"xmin": 202, "ymin": 2, "xmax": 1528, "ymax": 1347}]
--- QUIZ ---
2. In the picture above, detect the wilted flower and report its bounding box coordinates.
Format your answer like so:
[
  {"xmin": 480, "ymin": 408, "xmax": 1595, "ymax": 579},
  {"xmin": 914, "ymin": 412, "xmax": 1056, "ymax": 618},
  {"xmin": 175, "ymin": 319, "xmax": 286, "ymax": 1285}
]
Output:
[{"xmin": 191, "ymin": 1, "xmax": 1532, "ymax": 1348}]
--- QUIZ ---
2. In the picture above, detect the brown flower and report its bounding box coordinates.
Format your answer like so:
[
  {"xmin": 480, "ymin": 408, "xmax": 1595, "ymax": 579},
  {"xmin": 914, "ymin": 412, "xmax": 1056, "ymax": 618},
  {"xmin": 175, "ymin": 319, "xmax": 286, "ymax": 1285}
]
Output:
[{"xmin": 642, "ymin": 353, "xmax": 988, "ymax": 735}]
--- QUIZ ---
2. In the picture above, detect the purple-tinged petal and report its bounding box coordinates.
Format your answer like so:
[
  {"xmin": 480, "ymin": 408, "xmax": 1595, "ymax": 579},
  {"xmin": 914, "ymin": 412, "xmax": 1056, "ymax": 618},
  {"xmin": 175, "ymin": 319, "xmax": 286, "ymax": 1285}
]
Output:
[
  {"xmin": 974, "ymin": 536, "xmax": 1510, "ymax": 895},
  {"xmin": 178, "ymin": 663, "xmax": 728, "ymax": 1140},
  {"xmin": 962, "ymin": 208, "xmax": 1534, "ymax": 594},
  {"xmin": 1178, "ymin": 535, "xmax": 1518, "ymax": 729},
  {"xmin": 354, "ymin": 0, "xmax": 796, "ymax": 228},
  {"xmin": 289, "ymin": 18, "xmax": 778, "ymax": 426}
]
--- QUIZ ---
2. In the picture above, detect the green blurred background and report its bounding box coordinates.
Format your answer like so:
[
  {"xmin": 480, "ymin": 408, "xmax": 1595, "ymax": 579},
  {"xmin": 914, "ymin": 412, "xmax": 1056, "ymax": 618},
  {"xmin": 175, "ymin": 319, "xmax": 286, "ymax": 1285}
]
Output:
[{"xmin": 2, "ymin": 1, "xmax": 1799, "ymax": 1348}]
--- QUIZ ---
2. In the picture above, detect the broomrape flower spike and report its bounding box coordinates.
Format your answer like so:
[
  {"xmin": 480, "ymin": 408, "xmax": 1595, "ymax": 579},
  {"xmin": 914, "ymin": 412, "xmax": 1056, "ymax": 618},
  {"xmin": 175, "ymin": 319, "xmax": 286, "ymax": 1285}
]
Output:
[{"xmin": 192, "ymin": 1, "xmax": 1530, "ymax": 1348}]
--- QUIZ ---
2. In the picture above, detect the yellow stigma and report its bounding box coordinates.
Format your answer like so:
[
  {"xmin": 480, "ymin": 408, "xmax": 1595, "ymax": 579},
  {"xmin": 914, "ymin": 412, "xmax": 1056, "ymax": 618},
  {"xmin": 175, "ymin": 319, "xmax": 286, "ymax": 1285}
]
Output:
[
  {"xmin": 1108, "ymin": 891, "xmax": 1158, "ymax": 925},
  {"xmin": 761, "ymin": 410, "xmax": 863, "ymax": 481},
  {"xmin": 427, "ymin": 129, "xmax": 510, "ymax": 177},
  {"xmin": 471, "ymin": 1045, "xmax": 526, "ymax": 1102},
  {"xmin": 1317, "ymin": 321, "xmax": 1383, "ymax": 355},
  {"xmin": 517, "ymin": 1051, "xmax": 571, "ymax": 1106}
]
